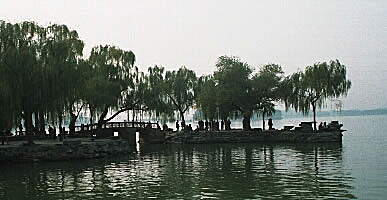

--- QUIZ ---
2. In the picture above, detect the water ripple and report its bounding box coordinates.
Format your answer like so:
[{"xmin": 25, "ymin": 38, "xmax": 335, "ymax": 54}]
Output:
[{"xmin": 0, "ymin": 143, "xmax": 357, "ymax": 199}]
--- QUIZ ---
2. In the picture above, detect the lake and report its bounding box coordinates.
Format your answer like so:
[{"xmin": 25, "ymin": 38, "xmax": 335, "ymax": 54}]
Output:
[{"xmin": 0, "ymin": 115, "xmax": 386, "ymax": 199}]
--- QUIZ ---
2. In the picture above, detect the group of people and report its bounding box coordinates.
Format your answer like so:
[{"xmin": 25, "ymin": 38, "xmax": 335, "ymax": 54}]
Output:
[
  {"xmin": 171, "ymin": 118, "xmax": 278, "ymax": 132},
  {"xmin": 48, "ymin": 126, "xmax": 57, "ymax": 140},
  {"xmin": 1, "ymin": 124, "xmax": 66, "ymax": 145},
  {"xmin": 318, "ymin": 122, "xmax": 328, "ymax": 131},
  {"xmin": 318, "ymin": 121, "xmax": 342, "ymax": 131},
  {"xmin": 15, "ymin": 123, "xmax": 50, "ymax": 137},
  {"xmin": 174, "ymin": 119, "xmax": 232, "ymax": 132},
  {"xmin": 175, "ymin": 120, "xmax": 193, "ymax": 131},
  {"xmin": 1, "ymin": 129, "xmax": 11, "ymax": 145}
]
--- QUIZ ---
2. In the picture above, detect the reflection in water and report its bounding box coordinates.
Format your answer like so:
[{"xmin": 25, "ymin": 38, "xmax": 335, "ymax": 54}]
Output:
[{"xmin": 0, "ymin": 143, "xmax": 356, "ymax": 199}]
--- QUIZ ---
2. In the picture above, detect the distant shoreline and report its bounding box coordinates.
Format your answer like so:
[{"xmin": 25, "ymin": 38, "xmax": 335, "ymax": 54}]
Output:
[
  {"xmin": 205, "ymin": 108, "xmax": 387, "ymax": 122},
  {"xmin": 280, "ymin": 108, "xmax": 387, "ymax": 119}
]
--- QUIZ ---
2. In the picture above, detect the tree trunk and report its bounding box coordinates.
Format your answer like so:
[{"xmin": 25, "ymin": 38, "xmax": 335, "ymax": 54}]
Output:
[
  {"xmin": 89, "ymin": 104, "xmax": 95, "ymax": 126},
  {"xmin": 69, "ymin": 113, "xmax": 76, "ymax": 136},
  {"xmin": 24, "ymin": 110, "xmax": 34, "ymax": 145},
  {"xmin": 312, "ymin": 103, "xmax": 317, "ymax": 131},
  {"xmin": 34, "ymin": 112, "xmax": 39, "ymax": 133},
  {"xmin": 69, "ymin": 104, "xmax": 85, "ymax": 136},
  {"xmin": 98, "ymin": 106, "xmax": 109, "ymax": 129},
  {"xmin": 132, "ymin": 109, "xmax": 135, "ymax": 127},
  {"xmin": 242, "ymin": 111, "xmax": 251, "ymax": 131},
  {"xmin": 262, "ymin": 111, "xmax": 265, "ymax": 130},
  {"xmin": 179, "ymin": 110, "xmax": 185, "ymax": 129},
  {"xmin": 58, "ymin": 113, "xmax": 63, "ymax": 134},
  {"xmin": 39, "ymin": 112, "xmax": 45, "ymax": 135},
  {"xmin": 58, "ymin": 112, "xmax": 65, "ymax": 141}
]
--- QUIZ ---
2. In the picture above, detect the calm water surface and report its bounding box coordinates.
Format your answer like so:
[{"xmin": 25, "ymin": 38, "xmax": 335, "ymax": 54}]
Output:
[{"xmin": 0, "ymin": 115, "xmax": 386, "ymax": 199}]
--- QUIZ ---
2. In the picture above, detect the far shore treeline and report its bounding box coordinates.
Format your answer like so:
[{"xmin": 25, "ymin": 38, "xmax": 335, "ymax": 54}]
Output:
[{"xmin": 0, "ymin": 21, "xmax": 351, "ymax": 142}]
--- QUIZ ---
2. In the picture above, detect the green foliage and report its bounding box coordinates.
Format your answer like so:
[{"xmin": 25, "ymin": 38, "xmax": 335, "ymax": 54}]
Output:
[
  {"xmin": 197, "ymin": 75, "xmax": 218, "ymax": 120},
  {"xmin": 164, "ymin": 66, "xmax": 198, "ymax": 123},
  {"xmin": 0, "ymin": 20, "xmax": 352, "ymax": 134},
  {"xmin": 252, "ymin": 64, "xmax": 284, "ymax": 128},
  {"xmin": 200, "ymin": 56, "xmax": 285, "ymax": 130},
  {"xmin": 0, "ymin": 21, "xmax": 41, "ymax": 132},
  {"xmin": 86, "ymin": 45, "xmax": 136, "ymax": 124},
  {"xmin": 40, "ymin": 23, "xmax": 84, "ymax": 124},
  {"xmin": 214, "ymin": 56, "xmax": 254, "ymax": 116},
  {"xmin": 0, "ymin": 21, "xmax": 84, "ymax": 135},
  {"xmin": 120, "ymin": 65, "xmax": 198, "ymax": 124},
  {"xmin": 143, "ymin": 65, "xmax": 173, "ymax": 117},
  {"xmin": 283, "ymin": 60, "xmax": 352, "ymax": 129}
]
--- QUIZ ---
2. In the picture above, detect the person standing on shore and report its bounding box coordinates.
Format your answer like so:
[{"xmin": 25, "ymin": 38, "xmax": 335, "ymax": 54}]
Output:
[
  {"xmin": 318, "ymin": 122, "xmax": 323, "ymax": 131},
  {"xmin": 1, "ymin": 131, "xmax": 5, "ymax": 145},
  {"xmin": 53, "ymin": 127, "xmax": 57, "ymax": 140},
  {"xmin": 226, "ymin": 119, "xmax": 231, "ymax": 130},
  {"xmin": 48, "ymin": 126, "xmax": 53, "ymax": 139},
  {"xmin": 268, "ymin": 118, "xmax": 273, "ymax": 130},
  {"xmin": 198, "ymin": 120, "xmax": 204, "ymax": 130},
  {"xmin": 181, "ymin": 121, "xmax": 185, "ymax": 131},
  {"xmin": 176, "ymin": 120, "xmax": 180, "ymax": 131},
  {"xmin": 18, "ymin": 123, "xmax": 23, "ymax": 136}
]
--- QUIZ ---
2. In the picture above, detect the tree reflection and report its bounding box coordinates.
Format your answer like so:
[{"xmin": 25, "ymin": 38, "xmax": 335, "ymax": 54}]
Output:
[{"xmin": 0, "ymin": 143, "xmax": 355, "ymax": 199}]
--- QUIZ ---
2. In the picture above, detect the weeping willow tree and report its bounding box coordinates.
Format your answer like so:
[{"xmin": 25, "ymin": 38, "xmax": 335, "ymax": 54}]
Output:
[
  {"xmin": 213, "ymin": 56, "xmax": 260, "ymax": 130},
  {"xmin": 143, "ymin": 65, "xmax": 173, "ymax": 121},
  {"xmin": 85, "ymin": 45, "xmax": 136, "ymax": 128},
  {"xmin": 0, "ymin": 20, "xmax": 84, "ymax": 142},
  {"xmin": 0, "ymin": 67, "xmax": 19, "ymax": 133},
  {"xmin": 39, "ymin": 23, "xmax": 84, "ymax": 133},
  {"xmin": 164, "ymin": 66, "xmax": 198, "ymax": 125},
  {"xmin": 0, "ymin": 21, "xmax": 21, "ymax": 133},
  {"xmin": 252, "ymin": 64, "xmax": 284, "ymax": 130},
  {"xmin": 121, "ymin": 68, "xmax": 153, "ymax": 122},
  {"xmin": 118, "ymin": 67, "xmax": 143, "ymax": 122},
  {"xmin": 124, "ymin": 65, "xmax": 197, "ymax": 124},
  {"xmin": 197, "ymin": 58, "xmax": 284, "ymax": 130},
  {"xmin": 118, "ymin": 65, "xmax": 174, "ymax": 123},
  {"xmin": 196, "ymin": 75, "xmax": 219, "ymax": 121},
  {"xmin": 282, "ymin": 60, "xmax": 352, "ymax": 130},
  {"xmin": 67, "ymin": 59, "xmax": 91, "ymax": 135},
  {"xmin": 0, "ymin": 21, "xmax": 45, "ymax": 143}
]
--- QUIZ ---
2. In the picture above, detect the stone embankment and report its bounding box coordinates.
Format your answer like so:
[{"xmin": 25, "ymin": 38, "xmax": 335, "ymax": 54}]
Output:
[
  {"xmin": 0, "ymin": 138, "xmax": 133, "ymax": 162},
  {"xmin": 165, "ymin": 121, "xmax": 344, "ymax": 144},
  {"xmin": 165, "ymin": 130, "xmax": 343, "ymax": 144}
]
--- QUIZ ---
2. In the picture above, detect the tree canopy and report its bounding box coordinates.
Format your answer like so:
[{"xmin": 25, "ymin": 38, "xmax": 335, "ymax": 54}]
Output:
[
  {"xmin": 0, "ymin": 21, "xmax": 84, "ymax": 142},
  {"xmin": 0, "ymin": 20, "xmax": 352, "ymax": 137},
  {"xmin": 282, "ymin": 60, "xmax": 352, "ymax": 130},
  {"xmin": 164, "ymin": 67, "xmax": 198, "ymax": 125},
  {"xmin": 198, "ymin": 56, "xmax": 285, "ymax": 130},
  {"xmin": 252, "ymin": 64, "xmax": 284, "ymax": 130},
  {"xmin": 86, "ymin": 45, "xmax": 136, "ymax": 127}
]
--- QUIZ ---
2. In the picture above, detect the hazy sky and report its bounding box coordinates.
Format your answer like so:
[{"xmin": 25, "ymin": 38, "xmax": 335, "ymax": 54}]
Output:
[{"xmin": 2, "ymin": 0, "xmax": 387, "ymax": 110}]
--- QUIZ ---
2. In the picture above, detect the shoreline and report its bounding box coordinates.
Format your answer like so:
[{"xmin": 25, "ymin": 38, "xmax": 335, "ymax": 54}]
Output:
[
  {"xmin": 0, "ymin": 120, "xmax": 344, "ymax": 162},
  {"xmin": 0, "ymin": 138, "xmax": 133, "ymax": 162},
  {"xmin": 165, "ymin": 129, "xmax": 343, "ymax": 144}
]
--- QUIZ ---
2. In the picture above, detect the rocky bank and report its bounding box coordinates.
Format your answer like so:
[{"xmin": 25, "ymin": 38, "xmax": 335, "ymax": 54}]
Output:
[
  {"xmin": 0, "ymin": 139, "xmax": 133, "ymax": 162},
  {"xmin": 165, "ymin": 130, "xmax": 343, "ymax": 144}
]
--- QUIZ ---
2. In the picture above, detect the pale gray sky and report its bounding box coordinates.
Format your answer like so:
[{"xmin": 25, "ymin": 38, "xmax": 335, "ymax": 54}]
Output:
[{"xmin": 2, "ymin": 0, "xmax": 387, "ymax": 110}]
